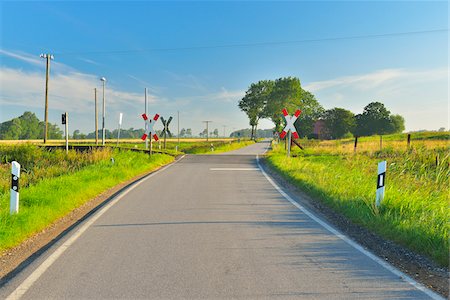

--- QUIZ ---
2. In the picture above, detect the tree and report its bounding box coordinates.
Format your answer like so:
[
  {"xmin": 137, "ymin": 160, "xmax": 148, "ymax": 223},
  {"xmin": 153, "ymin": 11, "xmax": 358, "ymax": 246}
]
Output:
[
  {"xmin": 199, "ymin": 128, "xmax": 207, "ymax": 137},
  {"xmin": 239, "ymin": 80, "xmax": 274, "ymax": 139},
  {"xmin": 353, "ymin": 102, "xmax": 392, "ymax": 136},
  {"xmin": 73, "ymin": 130, "xmax": 81, "ymax": 139},
  {"xmin": 186, "ymin": 128, "xmax": 192, "ymax": 137},
  {"xmin": 293, "ymin": 90, "xmax": 324, "ymax": 137},
  {"xmin": 388, "ymin": 114, "xmax": 405, "ymax": 134},
  {"xmin": 322, "ymin": 108, "xmax": 356, "ymax": 139},
  {"xmin": 264, "ymin": 77, "xmax": 302, "ymax": 132},
  {"xmin": 213, "ymin": 129, "xmax": 219, "ymax": 137},
  {"xmin": 353, "ymin": 102, "xmax": 405, "ymax": 136},
  {"xmin": 180, "ymin": 128, "xmax": 186, "ymax": 137}
]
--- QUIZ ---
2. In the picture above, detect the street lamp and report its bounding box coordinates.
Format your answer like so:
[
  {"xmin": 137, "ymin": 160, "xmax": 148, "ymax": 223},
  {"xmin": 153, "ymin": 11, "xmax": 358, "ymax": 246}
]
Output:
[
  {"xmin": 100, "ymin": 77, "xmax": 107, "ymax": 145},
  {"xmin": 40, "ymin": 53, "xmax": 54, "ymax": 144}
]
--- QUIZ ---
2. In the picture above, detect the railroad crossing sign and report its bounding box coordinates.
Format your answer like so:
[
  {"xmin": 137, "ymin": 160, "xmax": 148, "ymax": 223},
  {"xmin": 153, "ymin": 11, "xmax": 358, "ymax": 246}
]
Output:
[
  {"xmin": 141, "ymin": 113, "xmax": 160, "ymax": 141},
  {"xmin": 280, "ymin": 108, "xmax": 301, "ymax": 139},
  {"xmin": 161, "ymin": 116, "xmax": 173, "ymax": 149},
  {"xmin": 161, "ymin": 116, "xmax": 173, "ymax": 138}
]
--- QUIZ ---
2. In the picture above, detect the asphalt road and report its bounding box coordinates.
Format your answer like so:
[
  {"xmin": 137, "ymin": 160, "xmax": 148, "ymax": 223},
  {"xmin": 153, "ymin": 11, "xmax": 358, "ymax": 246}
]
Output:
[{"xmin": 1, "ymin": 140, "xmax": 441, "ymax": 299}]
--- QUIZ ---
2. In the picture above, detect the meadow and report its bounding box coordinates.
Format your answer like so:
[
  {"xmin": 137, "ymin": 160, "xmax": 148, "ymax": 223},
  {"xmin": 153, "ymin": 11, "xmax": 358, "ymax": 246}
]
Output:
[{"xmin": 266, "ymin": 131, "xmax": 449, "ymax": 267}]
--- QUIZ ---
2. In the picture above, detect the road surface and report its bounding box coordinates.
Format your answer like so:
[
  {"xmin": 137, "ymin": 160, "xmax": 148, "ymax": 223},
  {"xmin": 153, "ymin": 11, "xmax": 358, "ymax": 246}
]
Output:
[{"xmin": 0, "ymin": 140, "xmax": 441, "ymax": 299}]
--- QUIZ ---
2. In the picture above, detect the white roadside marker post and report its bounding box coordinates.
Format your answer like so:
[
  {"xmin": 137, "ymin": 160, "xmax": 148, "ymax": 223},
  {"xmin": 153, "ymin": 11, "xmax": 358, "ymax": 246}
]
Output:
[
  {"xmin": 376, "ymin": 161, "xmax": 387, "ymax": 208},
  {"xmin": 10, "ymin": 161, "xmax": 20, "ymax": 214}
]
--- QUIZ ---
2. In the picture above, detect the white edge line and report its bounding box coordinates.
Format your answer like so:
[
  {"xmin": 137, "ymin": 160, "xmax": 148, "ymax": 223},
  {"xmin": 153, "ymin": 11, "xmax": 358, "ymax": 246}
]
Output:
[
  {"xmin": 6, "ymin": 155, "xmax": 186, "ymax": 300},
  {"xmin": 255, "ymin": 155, "xmax": 444, "ymax": 300}
]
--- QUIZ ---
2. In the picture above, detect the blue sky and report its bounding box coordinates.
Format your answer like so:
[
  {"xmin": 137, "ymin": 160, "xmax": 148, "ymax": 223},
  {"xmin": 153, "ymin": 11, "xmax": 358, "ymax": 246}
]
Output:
[{"xmin": 0, "ymin": 1, "xmax": 448, "ymax": 136}]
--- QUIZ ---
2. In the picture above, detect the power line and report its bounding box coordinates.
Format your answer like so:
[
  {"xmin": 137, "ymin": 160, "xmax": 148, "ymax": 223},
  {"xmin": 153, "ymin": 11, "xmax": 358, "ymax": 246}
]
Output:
[{"xmin": 53, "ymin": 28, "xmax": 447, "ymax": 56}]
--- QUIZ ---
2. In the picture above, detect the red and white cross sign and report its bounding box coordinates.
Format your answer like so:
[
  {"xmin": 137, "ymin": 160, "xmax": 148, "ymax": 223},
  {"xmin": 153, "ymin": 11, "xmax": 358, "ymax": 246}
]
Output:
[
  {"xmin": 280, "ymin": 108, "xmax": 301, "ymax": 139},
  {"xmin": 141, "ymin": 113, "xmax": 160, "ymax": 141}
]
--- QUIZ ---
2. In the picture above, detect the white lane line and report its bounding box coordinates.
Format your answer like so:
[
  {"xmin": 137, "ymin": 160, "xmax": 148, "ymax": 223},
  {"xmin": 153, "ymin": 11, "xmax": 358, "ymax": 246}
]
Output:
[
  {"xmin": 6, "ymin": 155, "xmax": 185, "ymax": 300},
  {"xmin": 256, "ymin": 155, "xmax": 444, "ymax": 300},
  {"xmin": 210, "ymin": 168, "xmax": 260, "ymax": 171}
]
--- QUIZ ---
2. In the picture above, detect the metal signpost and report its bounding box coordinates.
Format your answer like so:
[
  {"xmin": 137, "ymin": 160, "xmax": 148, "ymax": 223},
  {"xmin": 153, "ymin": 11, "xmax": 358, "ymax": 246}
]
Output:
[
  {"xmin": 161, "ymin": 116, "xmax": 173, "ymax": 149},
  {"xmin": 280, "ymin": 108, "xmax": 301, "ymax": 157},
  {"xmin": 62, "ymin": 112, "xmax": 68, "ymax": 154},
  {"xmin": 376, "ymin": 161, "xmax": 387, "ymax": 207},
  {"xmin": 117, "ymin": 113, "xmax": 123, "ymax": 147},
  {"xmin": 141, "ymin": 113, "xmax": 160, "ymax": 156}
]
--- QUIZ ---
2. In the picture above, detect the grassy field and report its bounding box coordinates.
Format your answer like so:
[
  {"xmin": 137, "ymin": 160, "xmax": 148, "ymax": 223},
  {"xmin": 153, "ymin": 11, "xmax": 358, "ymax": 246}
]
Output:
[
  {"xmin": 267, "ymin": 132, "xmax": 449, "ymax": 267},
  {"xmin": 0, "ymin": 145, "xmax": 174, "ymax": 254}
]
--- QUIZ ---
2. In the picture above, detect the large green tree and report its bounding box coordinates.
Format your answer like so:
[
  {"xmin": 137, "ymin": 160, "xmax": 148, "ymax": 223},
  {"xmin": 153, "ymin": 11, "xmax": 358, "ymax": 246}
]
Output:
[
  {"xmin": 353, "ymin": 102, "xmax": 405, "ymax": 136},
  {"xmin": 239, "ymin": 80, "xmax": 274, "ymax": 139},
  {"xmin": 322, "ymin": 107, "xmax": 356, "ymax": 139},
  {"xmin": 264, "ymin": 77, "xmax": 303, "ymax": 132}
]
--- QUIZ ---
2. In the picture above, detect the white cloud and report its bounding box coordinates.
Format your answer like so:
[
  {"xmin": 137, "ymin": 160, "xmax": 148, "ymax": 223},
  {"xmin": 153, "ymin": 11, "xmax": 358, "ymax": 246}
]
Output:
[
  {"xmin": 303, "ymin": 68, "xmax": 448, "ymax": 92},
  {"xmin": 0, "ymin": 49, "xmax": 42, "ymax": 67},
  {"xmin": 175, "ymin": 87, "xmax": 244, "ymax": 104},
  {"xmin": 0, "ymin": 67, "xmax": 161, "ymax": 131},
  {"xmin": 303, "ymin": 68, "xmax": 448, "ymax": 131}
]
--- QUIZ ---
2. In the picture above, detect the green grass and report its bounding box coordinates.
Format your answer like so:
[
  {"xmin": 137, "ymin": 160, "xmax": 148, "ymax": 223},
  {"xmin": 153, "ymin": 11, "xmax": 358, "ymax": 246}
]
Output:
[
  {"xmin": 0, "ymin": 145, "xmax": 173, "ymax": 253},
  {"xmin": 116, "ymin": 139, "xmax": 254, "ymax": 154},
  {"xmin": 266, "ymin": 137, "xmax": 449, "ymax": 267}
]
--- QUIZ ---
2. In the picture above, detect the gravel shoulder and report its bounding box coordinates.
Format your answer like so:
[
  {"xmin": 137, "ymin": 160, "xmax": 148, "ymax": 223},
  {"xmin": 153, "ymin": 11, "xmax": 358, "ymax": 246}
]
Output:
[{"xmin": 259, "ymin": 156, "xmax": 449, "ymax": 298}]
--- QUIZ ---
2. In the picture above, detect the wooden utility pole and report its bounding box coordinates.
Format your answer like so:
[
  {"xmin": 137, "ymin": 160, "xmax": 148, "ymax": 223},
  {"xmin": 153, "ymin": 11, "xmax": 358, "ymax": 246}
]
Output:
[
  {"xmin": 203, "ymin": 121, "xmax": 211, "ymax": 141},
  {"xmin": 40, "ymin": 54, "xmax": 53, "ymax": 143}
]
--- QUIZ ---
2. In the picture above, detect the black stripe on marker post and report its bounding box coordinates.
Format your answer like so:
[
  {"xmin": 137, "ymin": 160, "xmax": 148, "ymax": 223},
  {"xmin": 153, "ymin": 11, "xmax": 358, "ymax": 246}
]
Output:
[
  {"xmin": 377, "ymin": 172, "xmax": 386, "ymax": 189},
  {"xmin": 11, "ymin": 174, "xmax": 19, "ymax": 192}
]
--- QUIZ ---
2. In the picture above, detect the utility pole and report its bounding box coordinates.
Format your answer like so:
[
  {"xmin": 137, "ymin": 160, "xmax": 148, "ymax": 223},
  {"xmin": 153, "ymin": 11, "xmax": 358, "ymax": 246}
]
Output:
[
  {"xmin": 202, "ymin": 121, "xmax": 212, "ymax": 141},
  {"xmin": 145, "ymin": 88, "xmax": 148, "ymax": 150},
  {"xmin": 94, "ymin": 88, "xmax": 98, "ymax": 145},
  {"xmin": 40, "ymin": 53, "xmax": 54, "ymax": 144},
  {"xmin": 100, "ymin": 77, "xmax": 107, "ymax": 145},
  {"xmin": 177, "ymin": 111, "xmax": 180, "ymax": 145}
]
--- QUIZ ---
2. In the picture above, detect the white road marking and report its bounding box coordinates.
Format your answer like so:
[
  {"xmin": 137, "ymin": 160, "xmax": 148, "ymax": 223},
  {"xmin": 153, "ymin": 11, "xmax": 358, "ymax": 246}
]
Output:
[
  {"xmin": 210, "ymin": 168, "xmax": 260, "ymax": 171},
  {"xmin": 6, "ymin": 155, "xmax": 185, "ymax": 300},
  {"xmin": 256, "ymin": 155, "xmax": 444, "ymax": 300}
]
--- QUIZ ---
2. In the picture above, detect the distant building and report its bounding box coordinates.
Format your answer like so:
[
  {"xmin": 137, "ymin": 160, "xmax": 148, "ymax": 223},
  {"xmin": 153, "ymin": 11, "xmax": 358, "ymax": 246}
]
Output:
[{"xmin": 313, "ymin": 120, "xmax": 327, "ymax": 139}]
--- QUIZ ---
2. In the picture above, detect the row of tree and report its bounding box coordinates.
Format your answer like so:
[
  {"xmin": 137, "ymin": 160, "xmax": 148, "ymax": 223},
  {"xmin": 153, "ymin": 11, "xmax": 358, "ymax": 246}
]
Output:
[
  {"xmin": 0, "ymin": 112, "xmax": 63, "ymax": 140},
  {"xmin": 320, "ymin": 102, "xmax": 405, "ymax": 139},
  {"xmin": 238, "ymin": 77, "xmax": 405, "ymax": 139}
]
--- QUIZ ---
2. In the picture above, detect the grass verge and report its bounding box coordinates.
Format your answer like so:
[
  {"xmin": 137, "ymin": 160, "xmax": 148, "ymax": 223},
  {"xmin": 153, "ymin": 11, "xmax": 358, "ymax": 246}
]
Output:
[
  {"xmin": 266, "ymin": 141, "xmax": 449, "ymax": 267},
  {"xmin": 0, "ymin": 146, "xmax": 174, "ymax": 253}
]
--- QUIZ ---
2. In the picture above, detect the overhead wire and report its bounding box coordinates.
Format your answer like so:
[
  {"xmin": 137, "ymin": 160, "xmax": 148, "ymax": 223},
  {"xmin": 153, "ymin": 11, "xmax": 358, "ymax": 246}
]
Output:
[{"xmin": 52, "ymin": 28, "xmax": 448, "ymax": 56}]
